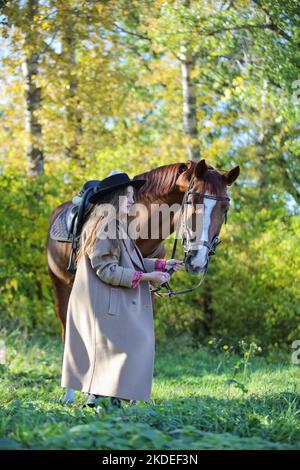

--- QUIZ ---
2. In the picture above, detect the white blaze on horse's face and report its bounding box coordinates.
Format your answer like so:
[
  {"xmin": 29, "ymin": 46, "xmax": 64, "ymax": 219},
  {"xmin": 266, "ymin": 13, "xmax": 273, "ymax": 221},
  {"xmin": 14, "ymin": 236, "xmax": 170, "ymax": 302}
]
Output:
[{"xmin": 189, "ymin": 193, "xmax": 216, "ymax": 271}]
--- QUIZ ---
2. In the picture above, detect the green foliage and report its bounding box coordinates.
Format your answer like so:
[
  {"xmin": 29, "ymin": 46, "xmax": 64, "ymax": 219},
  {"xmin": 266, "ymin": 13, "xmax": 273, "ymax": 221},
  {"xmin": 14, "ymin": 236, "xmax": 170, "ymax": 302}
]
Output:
[
  {"xmin": 0, "ymin": 0, "xmax": 299, "ymax": 345},
  {"xmin": 0, "ymin": 332, "xmax": 299, "ymax": 449},
  {"xmin": 209, "ymin": 212, "xmax": 300, "ymax": 346},
  {"xmin": 154, "ymin": 207, "xmax": 300, "ymax": 347},
  {"xmin": 0, "ymin": 173, "xmax": 74, "ymax": 333},
  {"xmin": 1, "ymin": 169, "xmax": 298, "ymax": 345}
]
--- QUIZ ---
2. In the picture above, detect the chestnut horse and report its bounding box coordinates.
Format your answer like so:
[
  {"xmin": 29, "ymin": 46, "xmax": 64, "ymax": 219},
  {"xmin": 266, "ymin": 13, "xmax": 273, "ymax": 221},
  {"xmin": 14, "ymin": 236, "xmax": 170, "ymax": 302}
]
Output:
[{"xmin": 47, "ymin": 159, "xmax": 239, "ymax": 402}]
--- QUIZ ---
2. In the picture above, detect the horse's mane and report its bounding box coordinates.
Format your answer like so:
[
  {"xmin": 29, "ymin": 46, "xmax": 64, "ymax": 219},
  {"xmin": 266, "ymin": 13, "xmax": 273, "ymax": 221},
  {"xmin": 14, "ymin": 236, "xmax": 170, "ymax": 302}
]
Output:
[
  {"xmin": 133, "ymin": 162, "xmax": 185, "ymax": 200},
  {"xmin": 133, "ymin": 160, "xmax": 227, "ymax": 199}
]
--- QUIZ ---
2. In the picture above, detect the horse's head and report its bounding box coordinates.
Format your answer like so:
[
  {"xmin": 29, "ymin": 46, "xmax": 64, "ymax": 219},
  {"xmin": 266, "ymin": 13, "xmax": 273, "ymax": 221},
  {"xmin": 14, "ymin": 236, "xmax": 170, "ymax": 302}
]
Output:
[{"xmin": 176, "ymin": 159, "xmax": 240, "ymax": 274}]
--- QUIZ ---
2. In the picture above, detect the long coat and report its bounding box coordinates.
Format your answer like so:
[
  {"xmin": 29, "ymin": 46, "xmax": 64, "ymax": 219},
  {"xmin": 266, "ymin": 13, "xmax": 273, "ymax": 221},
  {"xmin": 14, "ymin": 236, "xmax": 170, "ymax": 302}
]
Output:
[{"xmin": 61, "ymin": 219, "xmax": 159, "ymax": 402}]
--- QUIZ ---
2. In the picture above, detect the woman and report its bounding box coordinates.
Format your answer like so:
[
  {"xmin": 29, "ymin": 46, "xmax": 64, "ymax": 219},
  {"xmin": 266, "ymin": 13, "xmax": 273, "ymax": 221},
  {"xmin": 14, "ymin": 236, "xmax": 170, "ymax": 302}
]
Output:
[{"xmin": 61, "ymin": 172, "xmax": 184, "ymax": 409}]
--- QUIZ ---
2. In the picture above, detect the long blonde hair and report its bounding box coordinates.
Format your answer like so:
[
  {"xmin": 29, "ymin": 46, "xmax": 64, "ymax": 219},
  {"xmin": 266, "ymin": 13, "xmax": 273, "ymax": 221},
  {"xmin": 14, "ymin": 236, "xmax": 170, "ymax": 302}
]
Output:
[{"xmin": 76, "ymin": 185, "xmax": 137, "ymax": 262}]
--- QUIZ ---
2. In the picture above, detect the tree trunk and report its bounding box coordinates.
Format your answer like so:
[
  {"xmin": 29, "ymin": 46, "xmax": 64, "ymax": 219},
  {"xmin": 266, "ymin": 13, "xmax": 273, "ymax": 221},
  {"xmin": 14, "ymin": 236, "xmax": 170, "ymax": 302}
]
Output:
[
  {"xmin": 23, "ymin": 0, "xmax": 44, "ymax": 177},
  {"xmin": 180, "ymin": 46, "xmax": 200, "ymax": 161},
  {"xmin": 61, "ymin": 9, "xmax": 84, "ymax": 166},
  {"xmin": 257, "ymin": 79, "xmax": 268, "ymax": 205}
]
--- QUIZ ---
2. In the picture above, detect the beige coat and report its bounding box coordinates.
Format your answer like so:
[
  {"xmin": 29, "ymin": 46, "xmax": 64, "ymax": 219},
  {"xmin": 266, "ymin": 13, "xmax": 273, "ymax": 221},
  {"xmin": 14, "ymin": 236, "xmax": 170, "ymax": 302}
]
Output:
[{"xmin": 61, "ymin": 219, "xmax": 159, "ymax": 402}]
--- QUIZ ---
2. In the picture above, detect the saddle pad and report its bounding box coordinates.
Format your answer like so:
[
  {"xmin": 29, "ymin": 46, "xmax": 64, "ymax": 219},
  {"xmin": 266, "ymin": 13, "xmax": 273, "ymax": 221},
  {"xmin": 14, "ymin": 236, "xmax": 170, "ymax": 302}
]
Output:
[{"xmin": 50, "ymin": 206, "xmax": 74, "ymax": 242}]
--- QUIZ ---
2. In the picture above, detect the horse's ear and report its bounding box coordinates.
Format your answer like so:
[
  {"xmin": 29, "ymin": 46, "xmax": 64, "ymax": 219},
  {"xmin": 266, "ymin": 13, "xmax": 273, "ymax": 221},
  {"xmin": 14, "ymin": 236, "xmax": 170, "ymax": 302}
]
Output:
[
  {"xmin": 178, "ymin": 163, "xmax": 187, "ymax": 174},
  {"xmin": 176, "ymin": 161, "xmax": 193, "ymax": 191},
  {"xmin": 194, "ymin": 159, "xmax": 208, "ymax": 179},
  {"xmin": 224, "ymin": 166, "xmax": 240, "ymax": 186}
]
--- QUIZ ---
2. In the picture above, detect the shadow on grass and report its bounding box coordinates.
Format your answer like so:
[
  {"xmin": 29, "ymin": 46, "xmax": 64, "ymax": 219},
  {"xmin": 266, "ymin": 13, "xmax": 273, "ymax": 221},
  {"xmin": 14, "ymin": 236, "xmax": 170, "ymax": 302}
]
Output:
[
  {"xmin": 7, "ymin": 370, "xmax": 61, "ymax": 387},
  {"xmin": 0, "ymin": 389, "xmax": 299, "ymax": 450}
]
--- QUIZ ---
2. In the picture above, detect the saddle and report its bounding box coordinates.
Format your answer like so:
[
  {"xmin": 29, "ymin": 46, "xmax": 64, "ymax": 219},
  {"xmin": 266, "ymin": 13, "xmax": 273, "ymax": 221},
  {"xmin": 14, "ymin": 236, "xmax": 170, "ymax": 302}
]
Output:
[{"xmin": 50, "ymin": 180, "xmax": 101, "ymax": 273}]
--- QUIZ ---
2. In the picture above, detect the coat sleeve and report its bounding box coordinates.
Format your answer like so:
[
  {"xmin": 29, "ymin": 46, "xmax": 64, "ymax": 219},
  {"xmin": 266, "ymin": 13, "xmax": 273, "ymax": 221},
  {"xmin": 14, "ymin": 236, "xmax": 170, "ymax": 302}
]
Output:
[
  {"xmin": 89, "ymin": 236, "xmax": 137, "ymax": 288},
  {"xmin": 143, "ymin": 258, "xmax": 158, "ymax": 273},
  {"xmin": 143, "ymin": 258, "xmax": 168, "ymax": 272}
]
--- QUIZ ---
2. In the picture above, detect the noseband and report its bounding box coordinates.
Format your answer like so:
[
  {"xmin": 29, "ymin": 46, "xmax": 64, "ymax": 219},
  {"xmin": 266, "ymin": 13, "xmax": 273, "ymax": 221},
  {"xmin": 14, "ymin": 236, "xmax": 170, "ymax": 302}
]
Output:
[
  {"xmin": 181, "ymin": 192, "xmax": 229, "ymax": 257},
  {"xmin": 150, "ymin": 178, "xmax": 230, "ymax": 298}
]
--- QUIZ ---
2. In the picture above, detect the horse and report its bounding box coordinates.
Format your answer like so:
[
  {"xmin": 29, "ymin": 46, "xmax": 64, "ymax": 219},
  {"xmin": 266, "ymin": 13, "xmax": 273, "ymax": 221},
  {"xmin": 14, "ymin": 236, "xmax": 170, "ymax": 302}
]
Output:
[{"xmin": 46, "ymin": 159, "xmax": 239, "ymax": 403}]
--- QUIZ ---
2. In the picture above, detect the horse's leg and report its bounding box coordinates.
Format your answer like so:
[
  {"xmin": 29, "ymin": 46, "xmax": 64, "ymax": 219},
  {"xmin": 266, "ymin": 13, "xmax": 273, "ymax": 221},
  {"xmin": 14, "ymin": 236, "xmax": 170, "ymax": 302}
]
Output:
[
  {"xmin": 56, "ymin": 281, "xmax": 76, "ymax": 404},
  {"xmin": 48, "ymin": 267, "xmax": 71, "ymax": 342},
  {"xmin": 48, "ymin": 267, "xmax": 76, "ymax": 403},
  {"xmin": 55, "ymin": 280, "xmax": 76, "ymax": 404}
]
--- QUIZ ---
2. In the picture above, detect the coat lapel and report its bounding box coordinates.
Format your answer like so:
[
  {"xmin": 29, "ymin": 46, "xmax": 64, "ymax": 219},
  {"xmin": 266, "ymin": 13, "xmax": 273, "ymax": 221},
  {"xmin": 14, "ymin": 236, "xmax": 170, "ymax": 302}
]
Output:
[
  {"xmin": 122, "ymin": 238, "xmax": 146, "ymax": 271},
  {"xmin": 117, "ymin": 220, "xmax": 145, "ymax": 271}
]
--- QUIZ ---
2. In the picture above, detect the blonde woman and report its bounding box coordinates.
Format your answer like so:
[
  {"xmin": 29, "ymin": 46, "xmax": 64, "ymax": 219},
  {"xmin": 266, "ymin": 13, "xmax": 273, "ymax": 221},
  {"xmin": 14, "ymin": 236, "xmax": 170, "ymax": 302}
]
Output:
[{"xmin": 61, "ymin": 172, "xmax": 183, "ymax": 409}]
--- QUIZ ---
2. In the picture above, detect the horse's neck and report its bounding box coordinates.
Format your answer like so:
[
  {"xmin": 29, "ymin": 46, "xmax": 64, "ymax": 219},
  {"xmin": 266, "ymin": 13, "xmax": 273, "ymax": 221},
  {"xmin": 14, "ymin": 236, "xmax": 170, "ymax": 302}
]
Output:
[{"xmin": 136, "ymin": 191, "xmax": 184, "ymax": 257}]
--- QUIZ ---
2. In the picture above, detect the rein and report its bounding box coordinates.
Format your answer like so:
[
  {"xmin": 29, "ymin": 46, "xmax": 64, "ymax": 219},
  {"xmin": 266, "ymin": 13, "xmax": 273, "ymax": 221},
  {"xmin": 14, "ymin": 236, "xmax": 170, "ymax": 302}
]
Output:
[{"xmin": 150, "ymin": 177, "xmax": 230, "ymax": 298}]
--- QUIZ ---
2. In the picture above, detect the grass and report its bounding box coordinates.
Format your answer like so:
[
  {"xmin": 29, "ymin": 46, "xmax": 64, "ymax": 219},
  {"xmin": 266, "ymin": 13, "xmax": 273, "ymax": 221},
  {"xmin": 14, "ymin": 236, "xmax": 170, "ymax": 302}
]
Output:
[{"xmin": 0, "ymin": 330, "xmax": 299, "ymax": 450}]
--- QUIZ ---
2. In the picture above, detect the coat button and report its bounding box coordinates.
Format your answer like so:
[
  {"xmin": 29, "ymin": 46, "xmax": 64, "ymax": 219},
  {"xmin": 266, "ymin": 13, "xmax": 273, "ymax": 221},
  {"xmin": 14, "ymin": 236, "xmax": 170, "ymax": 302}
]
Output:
[{"xmin": 132, "ymin": 299, "xmax": 137, "ymax": 305}]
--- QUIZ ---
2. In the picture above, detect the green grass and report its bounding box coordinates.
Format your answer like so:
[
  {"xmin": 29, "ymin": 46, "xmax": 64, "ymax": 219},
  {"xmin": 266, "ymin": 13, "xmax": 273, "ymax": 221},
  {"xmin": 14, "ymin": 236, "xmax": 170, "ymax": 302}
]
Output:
[{"xmin": 0, "ymin": 330, "xmax": 299, "ymax": 450}]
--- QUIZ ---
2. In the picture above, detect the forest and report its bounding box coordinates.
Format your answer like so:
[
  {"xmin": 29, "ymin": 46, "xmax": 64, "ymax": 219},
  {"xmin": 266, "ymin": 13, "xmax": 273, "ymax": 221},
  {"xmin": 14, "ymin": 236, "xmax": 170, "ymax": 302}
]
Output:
[
  {"xmin": 1, "ymin": 0, "xmax": 299, "ymax": 347},
  {"xmin": 0, "ymin": 0, "xmax": 299, "ymax": 451}
]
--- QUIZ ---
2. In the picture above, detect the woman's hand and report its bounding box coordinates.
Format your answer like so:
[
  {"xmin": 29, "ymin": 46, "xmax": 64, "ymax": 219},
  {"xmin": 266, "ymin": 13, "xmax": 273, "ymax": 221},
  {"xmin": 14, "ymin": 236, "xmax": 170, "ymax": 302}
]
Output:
[
  {"xmin": 142, "ymin": 271, "xmax": 171, "ymax": 285},
  {"xmin": 165, "ymin": 259, "xmax": 185, "ymax": 272}
]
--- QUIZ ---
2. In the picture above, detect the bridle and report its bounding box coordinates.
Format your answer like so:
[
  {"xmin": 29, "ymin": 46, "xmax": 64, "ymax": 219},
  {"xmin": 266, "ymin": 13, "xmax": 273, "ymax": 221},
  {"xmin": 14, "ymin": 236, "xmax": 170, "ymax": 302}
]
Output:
[
  {"xmin": 150, "ymin": 177, "xmax": 230, "ymax": 297},
  {"xmin": 150, "ymin": 176, "xmax": 230, "ymax": 298}
]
